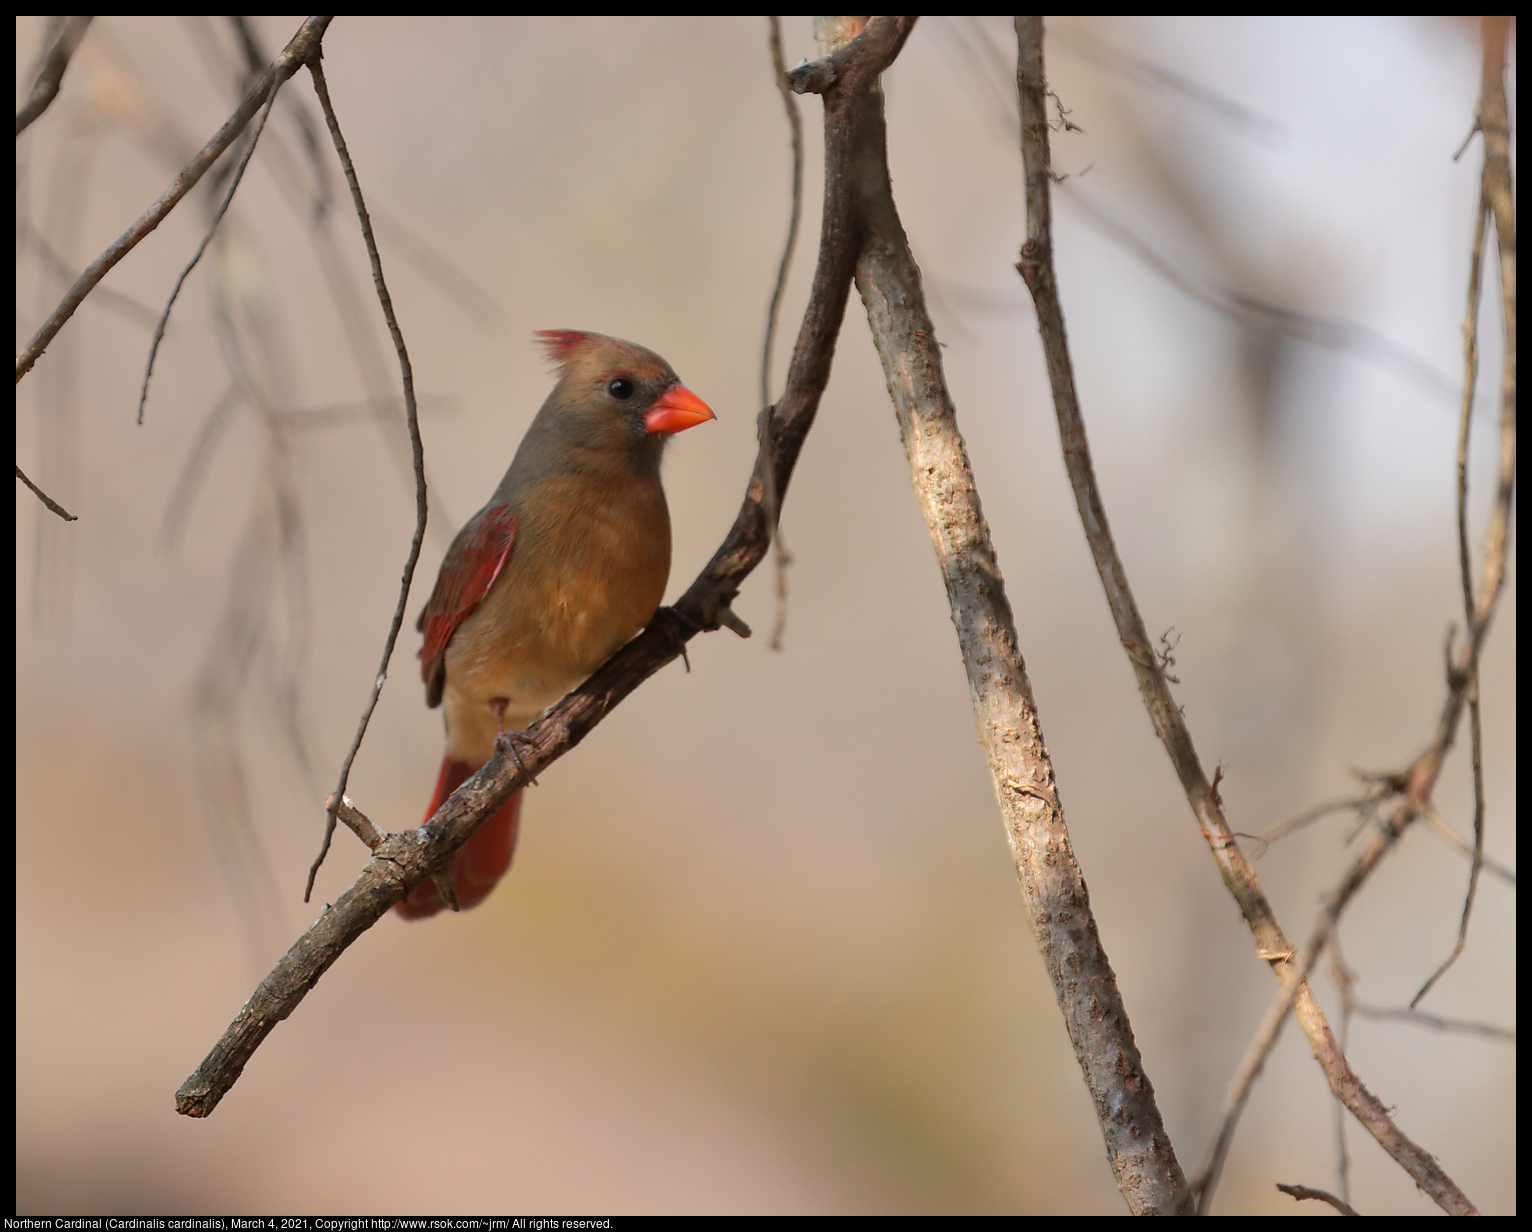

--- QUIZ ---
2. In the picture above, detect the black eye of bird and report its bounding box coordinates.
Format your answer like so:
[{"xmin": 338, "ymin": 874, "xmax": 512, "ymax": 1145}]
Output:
[{"xmin": 607, "ymin": 377, "xmax": 635, "ymax": 400}]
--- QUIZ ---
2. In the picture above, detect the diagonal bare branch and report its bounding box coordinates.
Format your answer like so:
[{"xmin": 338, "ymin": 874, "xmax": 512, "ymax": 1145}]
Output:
[{"xmin": 173, "ymin": 14, "xmax": 912, "ymax": 1121}]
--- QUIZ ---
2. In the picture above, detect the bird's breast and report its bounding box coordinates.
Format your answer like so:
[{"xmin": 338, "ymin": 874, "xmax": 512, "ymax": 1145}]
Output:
[{"xmin": 441, "ymin": 469, "xmax": 670, "ymax": 760}]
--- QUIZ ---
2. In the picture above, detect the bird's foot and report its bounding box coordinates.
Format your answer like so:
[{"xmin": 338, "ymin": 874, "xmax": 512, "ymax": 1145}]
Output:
[
  {"xmin": 430, "ymin": 869, "xmax": 460, "ymax": 912},
  {"xmin": 494, "ymin": 727, "xmax": 540, "ymax": 786},
  {"xmin": 657, "ymin": 605, "xmax": 699, "ymax": 672},
  {"xmin": 491, "ymin": 698, "xmax": 540, "ymax": 786}
]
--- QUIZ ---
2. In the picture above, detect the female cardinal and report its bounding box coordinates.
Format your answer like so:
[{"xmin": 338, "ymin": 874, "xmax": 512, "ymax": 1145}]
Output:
[{"xmin": 396, "ymin": 330, "xmax": 715, "ymax": 919}]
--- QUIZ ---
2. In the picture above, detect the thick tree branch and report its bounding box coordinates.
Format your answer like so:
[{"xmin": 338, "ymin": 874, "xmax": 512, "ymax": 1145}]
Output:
[
  {"xmin": 807, "ymin": 14, "xmax": 1189, "ymax": 1213},
  {"xmin": 174, "ymin": 16, "xmax": 913, "ymax": 1120},
  {"xmin": 1012, "ymin": 16, "xmax": 1476, "ymax": 1216}
]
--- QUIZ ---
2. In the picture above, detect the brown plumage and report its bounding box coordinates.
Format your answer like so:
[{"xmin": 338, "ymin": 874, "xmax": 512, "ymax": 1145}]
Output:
[{"xmin": 397, "ymin": 330, "xmax": 715, "ymax": 920}]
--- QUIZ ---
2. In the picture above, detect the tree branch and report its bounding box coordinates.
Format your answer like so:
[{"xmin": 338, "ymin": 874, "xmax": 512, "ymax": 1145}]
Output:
[
  {"xmin": 1011, "ymin": 15, "xmax": 1476, "ymax": 1216},
  {"xmin": 813, "ymin": 14, "xmax": 1190, "ymax": 1213},
  {"xmin": 174, "ymin": 14, "xmax": 912, "ymax": 1121}
]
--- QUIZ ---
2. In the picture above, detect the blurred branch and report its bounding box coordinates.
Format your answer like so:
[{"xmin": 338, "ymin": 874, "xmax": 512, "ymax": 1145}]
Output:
[
  {"xmin": 16, "ymin": 218, "xmax": 163, "ymax": 329},
  {"xmin": 1010, "ymin": 16, "xmax": 1477, "ymax": 1217},
  {"xmin": 175, "ymin": 14, "xmax": 908, "ymax": 1120},
  {"xmin": 1048, "ymin": 23, "xmax": 1287, "ymax": 143},
  {"xmin": 14, "ymin": 15, "xmax": 333, "ymax": 388},
  {"xmin": 1421, "ymin": 804, "xmax": 1515, "ymax": 887},
  {"xmin": 1352, "ymin": 1003, "xmax": 1516, "ymax": 1044},
  {"xmin": 15, "ymin": 16, "xmax": 93, "ymax": 137},
  {"xmin": 370, "ymin": 207, "xmax": 504, "ymax": 332},
  {"xmin": 1059, "ymin": 183, "xmax": 1460, "ymax": 406},
  {"xmin": 760, "ymin": 15, "xmax": 804, "ymax": 651},
  {"xmin": 793, "ymin": 13, "xmax": 1190, "ymax": 1213},
  {"xmin": 136, "ymin": 56, "xmax": 289, "ymax": 425}
]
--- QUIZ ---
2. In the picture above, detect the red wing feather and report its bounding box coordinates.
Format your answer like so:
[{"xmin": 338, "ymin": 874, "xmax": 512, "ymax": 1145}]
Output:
[{"xmin": 418, "ymin": 503, "xmax": 517, "ymax": 706}]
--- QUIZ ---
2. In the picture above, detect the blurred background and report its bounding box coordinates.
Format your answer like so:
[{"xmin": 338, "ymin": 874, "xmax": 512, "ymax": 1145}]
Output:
[{"xmin": 16, "ymin": 15, "xmax": 1514, "ymax": 1216}]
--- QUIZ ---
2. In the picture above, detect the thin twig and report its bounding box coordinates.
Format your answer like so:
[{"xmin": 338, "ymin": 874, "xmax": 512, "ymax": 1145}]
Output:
[
  {"xmin": 16, "ymin": 16, "xmax": 93, "ymax": 137},
  {"xmin": 371, "ymin": 207, "xmax": 504, "ymax": 331},
  {"xmin": 1353, "ymin": 1003, "xmax": 1515, "ymax": 1043},
  {"xmin": 324, "ymin": 794, "xmax": 384, "ymax": 850},
  {"xmin": 1222, "ymin": 20, "xmax": 1516, "ymax": 1184},
  {"xmin": 14, "ymin": 16, "xmax": 333, "ymax": 386},
  {"xmin": 159, "ymin": 384, "xmax": 244, "ymax": 549},
  {"xmin": 1412, "ymin": 12, "xmax": 1516, "ymax": 1008},
  {"xmin": 1412, "ymin": 200, "xmax": 1490, "ymax": 1006},
  {"xmin": 761, "ymin": 15, "xmax": 804, "ymax": 651},
  {"xmin": 1330, "ymin": 938, "xmax": 1356, "ymax": 1205},
  {"xmin": 1420, "ymin": 805, "xmax": 1514, "ymax": 886},
  {"xmin": 1010, "ymin": 16, "xmax": 1475, "ymax": 1216},
  {"xmin": 15, "ymin": 463, "xmax": 77, "ymax": 521},
  {"xmin": 1225, "ymin": 781, "xmax": 1482, "ymax": 1207},
  {"xmin": 1256, "ymin": 794, "xmax": 1374, "ymax": 847},
  {"xmin": 184, "ymin": 15, "xmax": 445, "ymax": 539},
  {"xmin": 301, "ymin": 53, "xmax": 431, "ymax": 903},
  {"xmin": 1210, "ymin": 788, "xmax": 1477, "ymax": 1213},
  {"xmin": 1275, "ymin": 1184, "xmax": 1360, "ymax": 1217},
  {"xmin": 137, "ymin": 65, "xmax": 291, "ymax": 425},
  {"xmin": 924, "ymin": 20, "xmax": 1456, "ymax": 407},
  {"xmin": 1473, "ymin": 15, "xmax": 1516, "ymax": 640}
]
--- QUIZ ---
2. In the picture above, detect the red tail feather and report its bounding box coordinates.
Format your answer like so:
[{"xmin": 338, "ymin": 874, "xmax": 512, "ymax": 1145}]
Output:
[{"xmin": 395, "ymin": 758, "xmax": 524, "ymax": 921}]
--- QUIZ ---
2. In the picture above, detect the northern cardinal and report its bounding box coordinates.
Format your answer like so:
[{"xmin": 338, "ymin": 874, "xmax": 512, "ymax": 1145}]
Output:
[{"xmin": 396, "ymin": 330, "xmax": 715, "ymax": 920}]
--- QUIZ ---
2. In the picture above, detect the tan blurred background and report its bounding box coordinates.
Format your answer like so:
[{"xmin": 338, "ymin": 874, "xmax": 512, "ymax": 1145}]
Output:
[{"xmin": 16, "ymin": 16, "xmax": 1514, "ymax": 1215}]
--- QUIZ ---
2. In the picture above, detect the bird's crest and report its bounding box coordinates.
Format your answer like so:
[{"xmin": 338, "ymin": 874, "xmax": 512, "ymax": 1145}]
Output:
[{"xmin": 534, "ymin": 329, "xmax": 597, "ymax": 370}]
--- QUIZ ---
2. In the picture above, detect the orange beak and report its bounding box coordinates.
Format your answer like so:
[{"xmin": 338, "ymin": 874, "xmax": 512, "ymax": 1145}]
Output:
[{"xmin": 645, "ymin": 383, "xmax": 716, "ymax": 434}]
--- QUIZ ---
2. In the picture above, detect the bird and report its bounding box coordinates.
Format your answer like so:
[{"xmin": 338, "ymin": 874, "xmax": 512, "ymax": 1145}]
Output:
[{"xmin": 396, "ymin": 329, "xmax": 716, "ymax": 920}]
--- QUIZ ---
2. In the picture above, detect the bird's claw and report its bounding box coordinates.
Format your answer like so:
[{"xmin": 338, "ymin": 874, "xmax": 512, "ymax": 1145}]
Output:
[
  {"xmin": 494, "ymin": 728, "xmax": 540, "ymax": 786},
  {"xmin": 658, "ymin": 605, "xmax": 698, "ymax": 672},
  {"xmin": 661, "ymin": 599, "xmax": 751, "ymax": 646},
  {"xmin": 430, "ymin": 869, "xmax": 460, "ymax": 912}
]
